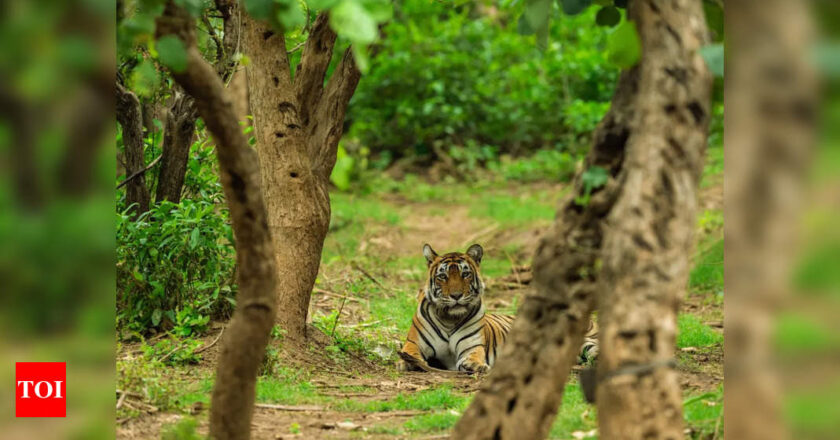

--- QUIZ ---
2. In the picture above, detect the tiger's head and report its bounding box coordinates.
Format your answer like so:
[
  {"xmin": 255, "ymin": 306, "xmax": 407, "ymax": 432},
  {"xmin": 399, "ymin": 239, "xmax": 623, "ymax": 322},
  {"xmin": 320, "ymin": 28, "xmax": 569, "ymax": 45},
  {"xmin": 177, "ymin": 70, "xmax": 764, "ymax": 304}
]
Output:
[{"xmin": 422, "ymin": 243, "xmax": 485, "ymax": 321}]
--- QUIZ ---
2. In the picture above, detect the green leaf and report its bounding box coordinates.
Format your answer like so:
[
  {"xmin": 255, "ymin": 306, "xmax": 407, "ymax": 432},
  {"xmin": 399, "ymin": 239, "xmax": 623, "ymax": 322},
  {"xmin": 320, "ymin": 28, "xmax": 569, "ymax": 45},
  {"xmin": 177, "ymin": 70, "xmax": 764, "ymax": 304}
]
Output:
[
  {"xmin": 523, "ymin": 0, "xmax": 552, "ymax": 51},
  {"xmin": 175, "ymin": 0, "xmax": 204, "ymax": 16},
  {"xmin": 581, "ymin": 165, "xmax": 608, "ymax": 190},
  {"xmin": 156, "ymin": 35, "xmax": 188, "ymax": 73},
  {"xmin": 559, "ymin": 0, "xmax": 591, "ymax": 15},
  {"xmin": 699, "ymin": 44, "xmax": 724, "ymax": 77},
  {"xmin": 190, "ymin": 227, "xmax": 200, "ymax": 249},
  {"xmin": 595, "ymin": 5, "xmax": 620, "ymax": 27},
  {"xmin": 244, "ymin": 0, "xmax": 274, "ymax": 20},
  {"xmin": 307, "ymin": 0, "xmax": 340, "ymax": 10},
  {"xmin": 152, "ymin": 309, "xmax": 163, "ymax": 326},
  {"xmin": 331, "ymin": 0, "xmax": 378, "ymax": 44},
  {"xmin": 607, "ymin": 19, "xmax": 641, "ymax": 69},
  {"xmin": 351, "ymin": 44, "xmax": 371, "ymax": 73},
  {"xmin": 330, "ymin": 144, "xmax": 356, "ymax": 190},
  {"xmin": 516, "ymin": 14, "xmax": 534, "ymax": 35},
  {"xmin": 362, "ymin": 0, "xmax": 393, "ymax": 22},
  {"xmin": 130, "ymin": 59, "xmax": 159, "ymax": 97},
  {"xmin": 276, "ymin": 0, "xmax": 306, "ymax": 30}
]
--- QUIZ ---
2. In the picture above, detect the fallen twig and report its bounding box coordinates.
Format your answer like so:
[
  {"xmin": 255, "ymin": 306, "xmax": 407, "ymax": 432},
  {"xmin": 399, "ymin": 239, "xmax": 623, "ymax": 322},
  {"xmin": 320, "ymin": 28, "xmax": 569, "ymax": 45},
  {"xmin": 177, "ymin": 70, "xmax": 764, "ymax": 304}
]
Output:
[
  {"xmin": 460, "ymin": 223, "xmax": 499, "ymax": 248},
  {"xmin": 254, "ymin": 403, "xmax": 324, "ymax": 411},
  {"xmin": 351, "ymin": 262, "xmax": 384, "ymax": 288},
  {"xmin": 195, "ymin": 326, "xmax": 225, "ymax": 354}
]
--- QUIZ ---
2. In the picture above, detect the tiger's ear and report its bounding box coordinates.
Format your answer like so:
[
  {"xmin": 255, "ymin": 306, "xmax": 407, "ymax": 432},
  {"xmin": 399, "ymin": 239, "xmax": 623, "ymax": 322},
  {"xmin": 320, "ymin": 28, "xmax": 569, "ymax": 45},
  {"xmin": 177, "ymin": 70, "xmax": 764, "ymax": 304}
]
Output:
[
  {"xmin": 423, "ymin": 243, "xmax": 438, "ymax": 266},
  {"xmin": 466, "ymin": 243, "xmax": 483, "ymax": 264}
]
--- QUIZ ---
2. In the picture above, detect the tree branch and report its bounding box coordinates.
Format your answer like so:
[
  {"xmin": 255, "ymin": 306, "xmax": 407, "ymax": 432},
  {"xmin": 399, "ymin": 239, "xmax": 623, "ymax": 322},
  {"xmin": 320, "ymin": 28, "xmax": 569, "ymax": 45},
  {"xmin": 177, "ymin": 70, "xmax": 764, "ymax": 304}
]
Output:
[
  {"xmin": 294, "ymin": 13, "xmax": 337, "ymax": 128},
  {"xmin": 156, "ymin": 3, "xmax": 277, "ymax": 439},
  {"xmin": 309, "ymin": 46, "xmax": 361, "ymax": 178}
]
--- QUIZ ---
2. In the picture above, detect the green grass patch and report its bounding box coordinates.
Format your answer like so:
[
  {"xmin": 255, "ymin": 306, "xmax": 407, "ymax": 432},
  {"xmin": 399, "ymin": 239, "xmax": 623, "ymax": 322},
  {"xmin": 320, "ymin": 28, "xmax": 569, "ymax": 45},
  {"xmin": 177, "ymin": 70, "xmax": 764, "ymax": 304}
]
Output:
[
  {"xmin": 334, "ymin": 384, "xmax": 470, "ymax": 413},
  {"xmin": 467, "ymin": 192, "xmax": 556, "ymax": 227},
  {"xmin": 405, "ymin": 412, "xmax": 461, "ymax": 433},
  {"xmin": 548, "ymin": 382, "xmax": 598, "ymax": 439},
  {"xmin": 255, "ymin": 367, "xmax": 321, "ymax": 405},
  {"xmin": 677, "ymin": 314, "xmax": 723, "ymax": 348},
  {"xmin": 683, "ymin": 387, "xmax": 723, "ymax": 438},
  {"xmin": 689, "ymin": 237, "xmax": 723, "ymax": 294}
]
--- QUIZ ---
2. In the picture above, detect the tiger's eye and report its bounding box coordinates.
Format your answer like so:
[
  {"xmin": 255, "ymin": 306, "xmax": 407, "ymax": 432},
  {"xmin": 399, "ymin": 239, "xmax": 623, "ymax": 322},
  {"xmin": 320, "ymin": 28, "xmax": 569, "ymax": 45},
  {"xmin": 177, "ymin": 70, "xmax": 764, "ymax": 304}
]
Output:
[{"xmin": 463, "ymin": 272, "xmax": 472, "ymax": 279}]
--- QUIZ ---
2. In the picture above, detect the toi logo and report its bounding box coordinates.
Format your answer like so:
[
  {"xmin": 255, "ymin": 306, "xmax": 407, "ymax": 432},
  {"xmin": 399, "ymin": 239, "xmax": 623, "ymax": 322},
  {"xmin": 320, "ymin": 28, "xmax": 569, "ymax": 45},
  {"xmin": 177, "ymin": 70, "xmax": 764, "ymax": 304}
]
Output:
[{"xmin": 15, "ymin": 362, "xmax": 66, "ymax": 417}]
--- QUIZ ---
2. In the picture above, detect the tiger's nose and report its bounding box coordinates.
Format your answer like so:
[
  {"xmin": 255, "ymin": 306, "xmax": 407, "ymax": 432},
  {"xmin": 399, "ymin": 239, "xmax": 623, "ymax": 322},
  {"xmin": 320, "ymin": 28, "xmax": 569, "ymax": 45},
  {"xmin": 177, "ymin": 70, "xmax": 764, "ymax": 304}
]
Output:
[{"xmin": 450, "ymin": 293, "xmax": 463, "ymax": 301}]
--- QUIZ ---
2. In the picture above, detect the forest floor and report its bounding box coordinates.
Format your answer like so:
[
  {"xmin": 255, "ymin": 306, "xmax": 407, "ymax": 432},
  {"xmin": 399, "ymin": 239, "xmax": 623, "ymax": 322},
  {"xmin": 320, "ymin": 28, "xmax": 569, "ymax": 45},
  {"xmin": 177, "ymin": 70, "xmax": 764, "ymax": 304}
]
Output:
[{"xmin": 117, "ymin": 152, "xmax": 724, "ymax": 439}]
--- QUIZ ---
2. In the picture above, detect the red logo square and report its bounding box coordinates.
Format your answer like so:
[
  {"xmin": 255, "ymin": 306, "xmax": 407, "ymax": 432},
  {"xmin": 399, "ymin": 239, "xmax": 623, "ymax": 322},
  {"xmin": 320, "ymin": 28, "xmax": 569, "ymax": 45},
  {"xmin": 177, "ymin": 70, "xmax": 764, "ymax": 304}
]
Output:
[{"xmin": 15, "ymin": 362, "xmax": 66, "ymax": 417}]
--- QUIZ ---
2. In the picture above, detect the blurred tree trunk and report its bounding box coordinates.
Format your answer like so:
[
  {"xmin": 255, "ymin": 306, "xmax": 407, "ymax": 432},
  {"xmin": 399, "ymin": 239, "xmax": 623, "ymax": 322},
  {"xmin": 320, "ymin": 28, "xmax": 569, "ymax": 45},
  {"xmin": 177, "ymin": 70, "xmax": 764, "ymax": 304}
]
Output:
[
  {"xmin": 116, "ymin": 83, "xmax": 151, "ymax": 216},
  {"xmin": 453, "ymin": 1, "xmax": 711, "ymax": 438},
  {"xmin": 595, "ymin": 0, "xmax": 711, "ymax": 438},
  {"xmin": 241, "ymin": 13, "xmax": 360, "ymax": 340},
  {"xmin": 725, "ymin": 1, "xmax": 816, "ymax": 440},
  {"xmin": 156, "ymin": 4, "xmax": 278, "ymax": 439},
  {"xmin": 155, "ymin": 91, "xmax": 196, "ymax": 203}
]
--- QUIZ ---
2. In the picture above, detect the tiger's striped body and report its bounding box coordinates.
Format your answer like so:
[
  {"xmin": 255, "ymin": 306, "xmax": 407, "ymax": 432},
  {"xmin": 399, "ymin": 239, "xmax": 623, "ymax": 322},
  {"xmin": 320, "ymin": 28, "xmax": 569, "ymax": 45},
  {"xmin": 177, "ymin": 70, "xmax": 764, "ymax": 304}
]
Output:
[{"xmin": 399, "ymin": 244, "xmax": 598, "ymax": 373}]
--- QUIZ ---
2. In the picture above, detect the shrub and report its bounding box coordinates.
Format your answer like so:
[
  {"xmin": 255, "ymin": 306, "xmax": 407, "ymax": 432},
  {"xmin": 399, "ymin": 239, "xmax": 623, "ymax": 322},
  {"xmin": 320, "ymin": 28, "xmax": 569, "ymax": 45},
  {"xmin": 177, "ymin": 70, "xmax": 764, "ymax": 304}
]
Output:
[
  {"xmin": 347, "ymin": 0, "xmax": 618, "ymax": 165},
  {"xmin": 116, "ymin": 199, "xmax": 236, "ymax": 335}
]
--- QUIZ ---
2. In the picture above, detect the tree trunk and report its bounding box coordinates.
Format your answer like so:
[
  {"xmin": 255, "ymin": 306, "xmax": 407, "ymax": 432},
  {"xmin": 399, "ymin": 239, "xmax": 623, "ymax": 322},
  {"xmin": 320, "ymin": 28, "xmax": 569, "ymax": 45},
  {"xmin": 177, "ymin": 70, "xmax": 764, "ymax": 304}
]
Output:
[
  {"xmin": 453, "ymin": 1, "xmax": 711, "ymax": 438},
  {"xmin": 724, "ymin": 1, "xmax": 816, "ymax": 439},
  {"xmin": 156, "ymin": 4, "xmax": 278, "ymax": 439},
  {"xmin": 240, "ymin": 13, "xmax": 360, "ymax": 340},
  {"xmin": 155, "ymin": 91, "xmax": 197, "ymax": 204},
  {"xmin": 116, "ymin": 82, "xmax": 151, "ymax": 216},
  {"xmin": 595, "ymin": 1, "xmax": 711, "ymax": 438}
]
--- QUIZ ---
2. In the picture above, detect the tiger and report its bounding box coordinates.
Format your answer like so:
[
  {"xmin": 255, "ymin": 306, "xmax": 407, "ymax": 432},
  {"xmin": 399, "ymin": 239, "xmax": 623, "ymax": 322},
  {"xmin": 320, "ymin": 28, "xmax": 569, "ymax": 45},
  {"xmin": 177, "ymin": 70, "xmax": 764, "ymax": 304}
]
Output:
[{"xmin": 398, "ymin": 243, "xmax": 599, "ymax": 373}]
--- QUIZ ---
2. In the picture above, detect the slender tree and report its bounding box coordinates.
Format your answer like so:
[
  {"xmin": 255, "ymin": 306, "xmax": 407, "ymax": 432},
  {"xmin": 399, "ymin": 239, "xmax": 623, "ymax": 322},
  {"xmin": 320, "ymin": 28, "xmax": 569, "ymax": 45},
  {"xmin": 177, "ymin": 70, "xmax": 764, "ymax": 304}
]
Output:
[
  {"xmin": 156, "ymin": 3, "xmax": 278, "ymax": 438},
  {"xmin": 453, "ymin": 0, "xmax": 712, "ymax": 438}
]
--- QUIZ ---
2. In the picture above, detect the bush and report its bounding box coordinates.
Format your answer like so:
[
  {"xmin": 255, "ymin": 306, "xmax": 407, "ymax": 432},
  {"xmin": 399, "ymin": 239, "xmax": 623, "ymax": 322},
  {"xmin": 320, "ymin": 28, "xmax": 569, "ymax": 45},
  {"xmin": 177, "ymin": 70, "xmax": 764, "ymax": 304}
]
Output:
[
  {"xmin": 116, "ymin": 199, "xmax": 236, "ymax": 335},
  {"xmin": 347, "ymin": 0, "xmax": 617, "ymax": 164}
]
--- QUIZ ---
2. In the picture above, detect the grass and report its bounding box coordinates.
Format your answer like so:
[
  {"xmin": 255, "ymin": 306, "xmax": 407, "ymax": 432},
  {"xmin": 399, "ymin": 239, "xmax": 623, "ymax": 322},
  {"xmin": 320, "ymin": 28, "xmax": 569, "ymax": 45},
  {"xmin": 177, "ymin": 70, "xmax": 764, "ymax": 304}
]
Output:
[
  {"xmin": 334, "ymin": 385, "xmax": 470, "ymax": 412},
  {"xmin": 677, "ymin": 314, "xmax": 723, "ymax": 349}
]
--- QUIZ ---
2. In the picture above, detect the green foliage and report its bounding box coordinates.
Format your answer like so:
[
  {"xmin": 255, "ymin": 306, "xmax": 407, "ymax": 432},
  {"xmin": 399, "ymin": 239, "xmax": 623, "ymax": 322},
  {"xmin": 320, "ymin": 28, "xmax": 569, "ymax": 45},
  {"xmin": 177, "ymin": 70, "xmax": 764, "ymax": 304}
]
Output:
[
  {"xmin": 156, "ymin": 35, "xmax": 188, "ymax": 73},
  {"xmin": 677, "ymin": 314, "xmax": 723, "ymax": 348},
  {"xmin": 348, "ymin": 0, "xmax": 617, "ymax": 166},
  {"xmin": 116, "ymin": 200, "xmax": 236, "ymax": 335},
  {"xmin": 699, "ymin": 43, "xmax": 724, "ymax": 77},
  {"xmin": 404, "ymin": 412, "xmax": 461, "ymax": 433},
  {"xmin": 575, "ymin": 165, "xmax": 608, "ymax": 205},
  {"xmin": 335, "ymin": 385, "xmax": 469, "ymax": 412},
  {"xmin": 606, "ymin": 18, "xmax": 641, "ymax": 69},
  {"xmin": 161, "ymin": 417, "xmax": 204, "ymax": 440},
  {"xmin": 142, "ymin": 336, "xmax": 204, "ymax": 366}
]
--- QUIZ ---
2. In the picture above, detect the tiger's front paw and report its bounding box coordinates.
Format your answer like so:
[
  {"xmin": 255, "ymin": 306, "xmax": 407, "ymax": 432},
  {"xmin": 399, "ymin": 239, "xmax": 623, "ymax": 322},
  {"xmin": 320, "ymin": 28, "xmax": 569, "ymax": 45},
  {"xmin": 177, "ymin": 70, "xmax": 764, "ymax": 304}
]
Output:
[{"xmin": 459, "ymin": 360, "xmax": 490, "ymax": 374}]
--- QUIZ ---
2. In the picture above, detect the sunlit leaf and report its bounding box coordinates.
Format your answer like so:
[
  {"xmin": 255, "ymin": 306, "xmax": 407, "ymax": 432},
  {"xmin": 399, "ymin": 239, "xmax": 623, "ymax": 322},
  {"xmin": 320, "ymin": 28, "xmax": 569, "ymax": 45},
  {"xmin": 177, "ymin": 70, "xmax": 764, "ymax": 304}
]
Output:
[
  {"xmin": 607, "ymin": 19, "xmax": 641, "ymax": 69},
  {"xmin": 130, "ymin": 58, "xmax": 159, "ymax": 97},
  {"xmin": 156, "ymin": 35, "xmax": 188, "ymax": 73},
  {"xmin": 699, "ymin": 44, "xmax": 724, "ymax": 77},
  {"xmin": 331, "ymin": 0, "xmax": 378, "ymax": 44}
]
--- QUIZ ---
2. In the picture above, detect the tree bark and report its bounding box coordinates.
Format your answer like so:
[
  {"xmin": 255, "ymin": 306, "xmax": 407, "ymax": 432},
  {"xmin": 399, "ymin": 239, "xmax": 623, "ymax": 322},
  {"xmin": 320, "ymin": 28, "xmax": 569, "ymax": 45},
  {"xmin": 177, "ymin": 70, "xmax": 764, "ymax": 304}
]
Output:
[
  {"xmin": 724, "ymin": 1, "xmax": 816, "ymax": 440},
  {"xmin": 156, "ymin": 3, "xmax": 278, "ymax": 439},
  {"xmin": 453, "ymin": 1, "xmax": 711, "ymax": 438},
  {"xmin": 595, "ymin": 1, "xmax": 711, "ymax": 438},
  {"xmin": 116, "ymin": 82, "xmax": 151, "ymax": 216},
  {"xmin": 240, "ymin": 12, "xmax": 360, "ymax": 340},
  {"xmin": 155, "ymin": 91, "xmax": 197, "ymax": 204}
]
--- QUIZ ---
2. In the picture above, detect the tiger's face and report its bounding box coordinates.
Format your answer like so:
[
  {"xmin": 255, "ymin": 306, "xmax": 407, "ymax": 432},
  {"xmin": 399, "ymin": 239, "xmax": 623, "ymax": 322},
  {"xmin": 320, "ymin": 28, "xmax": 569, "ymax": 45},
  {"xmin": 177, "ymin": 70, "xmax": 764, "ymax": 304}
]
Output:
[{"xmin": 423, "ymin": 243, "xmax": 485, "ymax": 320}]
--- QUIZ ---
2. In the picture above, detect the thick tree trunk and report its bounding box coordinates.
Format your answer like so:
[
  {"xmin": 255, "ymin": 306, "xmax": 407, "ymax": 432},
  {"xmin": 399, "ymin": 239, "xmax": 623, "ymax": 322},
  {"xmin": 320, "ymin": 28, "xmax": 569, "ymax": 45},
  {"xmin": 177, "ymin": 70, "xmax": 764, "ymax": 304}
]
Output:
[
  {"xmin": 116, "ymin": 82, "xmax": 151, "ymax": 216},
  {"xmin": 595, "ymin": 1, "xmax": 711, "ymax": 438},
  {"xmin": 240, "ymin": 13, "xmax": 360, "ymax": 340},
  {"xmin": 155, "ymin": 91, "xmax": 197, "ymax": 204},
  {"xmin": 156, "ymin": 4, "xmax": 278, "ymax": 439},
  {"xmin": 454, "ymin": 1, "xmax": 711, "ymax": 439},
  {"xmin": 724, "ymin": 1, "xmax": 816, "ymax": 439}
]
